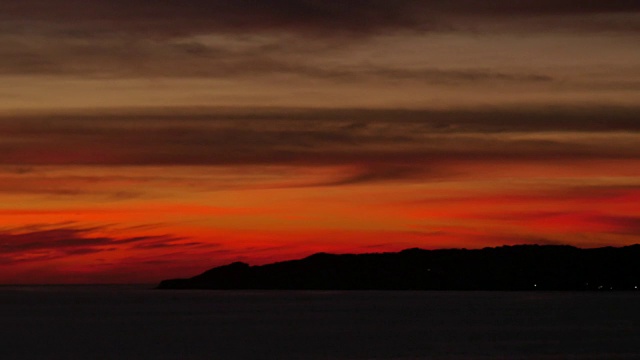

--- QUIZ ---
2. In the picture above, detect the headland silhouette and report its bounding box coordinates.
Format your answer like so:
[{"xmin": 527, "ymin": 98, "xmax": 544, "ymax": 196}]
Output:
[{"xmin": 157, "ymin": 245, "xmax": 640, "ymax": 291}]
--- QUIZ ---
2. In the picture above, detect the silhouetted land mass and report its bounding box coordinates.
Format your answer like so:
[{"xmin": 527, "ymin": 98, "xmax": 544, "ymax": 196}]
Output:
[{"xmin": 157, "ymin": 245, "xmax": 640, "ymax": 290}]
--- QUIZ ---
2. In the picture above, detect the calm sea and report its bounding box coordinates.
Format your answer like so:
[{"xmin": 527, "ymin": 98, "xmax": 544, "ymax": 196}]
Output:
[{"xmin": 0, "ymin": 285, "xmax": 638, "ymax": 359}]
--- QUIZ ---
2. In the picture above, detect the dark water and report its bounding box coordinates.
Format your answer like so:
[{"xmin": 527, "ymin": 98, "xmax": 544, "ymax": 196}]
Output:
[{"xmin": 0, "ymin": 286, "xmax": 639, "ymax": 359}]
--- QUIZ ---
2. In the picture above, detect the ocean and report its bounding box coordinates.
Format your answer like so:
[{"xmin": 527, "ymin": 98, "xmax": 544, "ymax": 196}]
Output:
[{"xmin": 0, "ymin": 286, "xmax": 638, "ymax": 359}]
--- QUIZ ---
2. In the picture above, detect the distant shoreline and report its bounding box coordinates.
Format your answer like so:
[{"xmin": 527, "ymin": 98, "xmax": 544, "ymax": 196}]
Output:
[{"xmin": 158, "ymin": 244, "xmax": 640, "ymax": 291}]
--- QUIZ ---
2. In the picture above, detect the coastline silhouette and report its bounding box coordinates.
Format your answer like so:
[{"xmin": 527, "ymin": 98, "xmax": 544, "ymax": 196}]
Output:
[{"xmin": 158, "ymin": 244, "xmax": 640, "ymax": 291}]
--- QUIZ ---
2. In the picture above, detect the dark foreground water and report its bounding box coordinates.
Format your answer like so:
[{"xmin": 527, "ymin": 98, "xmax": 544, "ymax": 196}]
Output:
[{"xmin": 0, "ymin": 286, "xmax": 639, "ymax": 359}]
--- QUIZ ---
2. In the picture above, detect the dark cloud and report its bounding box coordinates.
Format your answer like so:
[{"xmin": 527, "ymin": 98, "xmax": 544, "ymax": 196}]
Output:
[
  {"xmin": 309, "ymin": 165, "xmax": 445, "ymax": 187},
  {"xmin": 1, "ymin": 1, "xmax": 638, "ymax": 37},
  {"xmin": 479, "ymin": 234, "xmax": 569, "ymax": 247},
  {"xmin": 501, "ymin": 213, "xmax": 640, "ymax": 236},
  {"xmin": 592, "ymin": 215, "xmax": 640, "ymax": 234},
  {"xmin": 1, "ymin": 107, "xmax": 639, "ymax": 173},
  {"xmin": 133, "ymin": 241, "xmax": 205, "ymax": 249},
  {"xmin": 1, "ymin": 2, "xmax": 635, "ymax": 82},
  {"xmin": 0, "ymin": 226, "xmax": 184, "ymax": 262},
  {"xmin": 0, "ymin": 169, "xmax": 146, "ymax": 198},
  {"xmin": 12, "ymin": 105, "xmax": 637, "ymax": 132},
  {"xmin": 356, "ymin": 68, "xmax": 554, "ymax": 84},
  {"xmin": 0, "ymin": 30, "xmax": 559, "ymax": 82},
  {"xmin": 410, "ymin": 186, "xmax": 640, "ymax": 208}
]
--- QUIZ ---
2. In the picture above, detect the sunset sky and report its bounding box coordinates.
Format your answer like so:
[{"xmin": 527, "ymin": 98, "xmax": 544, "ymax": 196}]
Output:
[{"xmin": 1, "ymin": 1, "xmax": 639, "ymax": 283}]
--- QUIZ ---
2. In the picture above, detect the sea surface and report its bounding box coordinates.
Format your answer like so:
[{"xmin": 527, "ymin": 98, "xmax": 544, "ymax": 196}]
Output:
[{"xmin": 0, "ymin": 285, "xmax": 639, "ymax": 359}]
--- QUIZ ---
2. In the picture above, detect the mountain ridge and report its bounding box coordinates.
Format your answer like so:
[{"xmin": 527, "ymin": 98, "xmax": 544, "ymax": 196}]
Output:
[{"xmin": 157, "ymin": 244, "xmax": 640, "ymax": 291}]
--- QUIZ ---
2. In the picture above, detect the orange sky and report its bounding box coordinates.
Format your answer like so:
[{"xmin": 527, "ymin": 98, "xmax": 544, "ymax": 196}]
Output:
[{"xmin": 0, "ymin": 1, "xmax": 639, "ymax": 283}]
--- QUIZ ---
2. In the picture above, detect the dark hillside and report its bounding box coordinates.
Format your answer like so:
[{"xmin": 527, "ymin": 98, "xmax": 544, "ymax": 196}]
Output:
[{"xmin": 158, "ymin": 245, "xmax": 640, "ymax": 291}]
